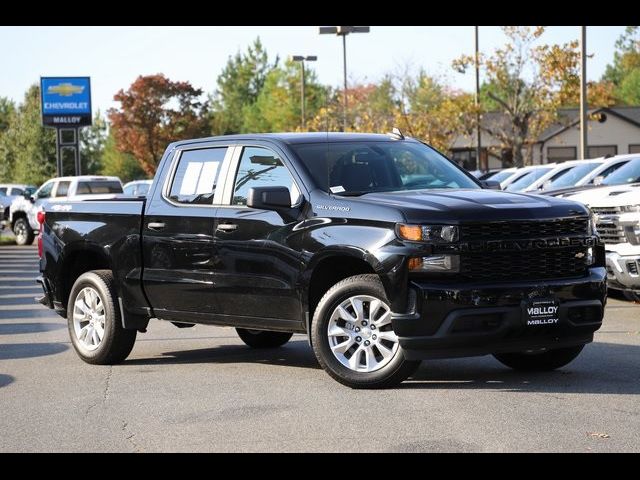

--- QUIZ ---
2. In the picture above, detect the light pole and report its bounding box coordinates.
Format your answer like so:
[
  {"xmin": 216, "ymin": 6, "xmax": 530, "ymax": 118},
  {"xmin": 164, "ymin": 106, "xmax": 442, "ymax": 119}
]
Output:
[
  {"xmin": 291, "ymin": 55, "xmax": 317, "ymax": 130},
  {"xmin": 474, "ymin": 26, "xmax": 483, "ymax": 171},
  {"xmin": 319, "ymin": 26, "xmax": 370, "ymax": 131},
  {"xmin": 579, "ymin": 26, "xmax": 588, "ymax": 159}
]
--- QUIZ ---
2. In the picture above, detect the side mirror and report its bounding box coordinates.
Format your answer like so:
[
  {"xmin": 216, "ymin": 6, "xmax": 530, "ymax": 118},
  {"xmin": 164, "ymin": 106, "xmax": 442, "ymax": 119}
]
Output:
[
  {"xmin": 593, "ymin": 175, "xmax": 604, "ymax": 186},
  {"xmin": 480, "ymin": 180, "xmax": 502, "ymax": 190},
  {"xmin": 247, "ymin": 186, "xmax": 292, "ymax": 210}
]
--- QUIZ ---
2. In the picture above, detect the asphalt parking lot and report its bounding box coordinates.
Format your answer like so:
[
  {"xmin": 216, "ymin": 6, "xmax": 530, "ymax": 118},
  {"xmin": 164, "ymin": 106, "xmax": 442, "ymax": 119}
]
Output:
[{"xmin": 1, "ymin": 244, "xmax": 639, "ymax": 452}]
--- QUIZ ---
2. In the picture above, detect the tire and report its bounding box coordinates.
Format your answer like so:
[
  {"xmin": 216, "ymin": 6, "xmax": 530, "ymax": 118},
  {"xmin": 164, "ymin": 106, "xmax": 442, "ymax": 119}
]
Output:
[
  {"xmin": 236, "ymin": 328, "xmax": 293, "ymax": 348},
  {"xmin": 67, "ymin": 270, "xmax": 137, "ymax": 364},
  {"xmin": 13, "ymin": 218, "xmax": 34, "ymax": 246},
  {"xmin": 311, "ymin": 274, "xmax": 420, "ymax": 389},
  {"xmin": 623, "ymin": 291, "xmax": 640, "ymax": 303},
  {"xmin": 493, "ymin": 345, "xmax": 585, "ymax": 371}
]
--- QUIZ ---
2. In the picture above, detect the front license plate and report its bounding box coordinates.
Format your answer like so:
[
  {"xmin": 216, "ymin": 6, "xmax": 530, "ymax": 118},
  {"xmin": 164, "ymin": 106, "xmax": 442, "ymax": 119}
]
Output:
[{"xmin": 524, "ymin": 298, "xmax": 560, "ymax": 327}]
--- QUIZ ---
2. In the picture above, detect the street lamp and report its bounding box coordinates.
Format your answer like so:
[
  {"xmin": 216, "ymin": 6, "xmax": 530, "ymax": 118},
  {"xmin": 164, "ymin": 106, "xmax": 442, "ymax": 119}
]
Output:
[
  {"xmin": 291, "ymin": 55, "xmax": 317, "ymax": 130},
  {"xmin": 319, "ymin": 26, "xmax": 370, "ymax": 131}
]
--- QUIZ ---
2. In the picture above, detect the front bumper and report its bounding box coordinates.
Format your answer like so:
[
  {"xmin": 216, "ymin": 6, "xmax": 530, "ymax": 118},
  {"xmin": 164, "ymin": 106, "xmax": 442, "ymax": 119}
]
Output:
[
  {"xmin": 605, "ymin": 251, "xmax": 640, "ymax": 292},
  {"xmin": 392, "ymin": 267, "xmax": 607, "ymax": 360}
]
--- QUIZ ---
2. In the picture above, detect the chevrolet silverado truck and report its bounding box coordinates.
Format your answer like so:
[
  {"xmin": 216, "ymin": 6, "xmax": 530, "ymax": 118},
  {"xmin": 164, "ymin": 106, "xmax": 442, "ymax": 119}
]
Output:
[{"xmin": 37, "ymin": 133, "xmax": 607, "ymax": 388}]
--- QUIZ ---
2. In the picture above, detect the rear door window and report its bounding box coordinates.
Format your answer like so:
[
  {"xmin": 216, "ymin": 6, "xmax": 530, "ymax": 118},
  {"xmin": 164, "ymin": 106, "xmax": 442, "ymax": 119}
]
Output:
[
  {"xmin": 169, "ymin": 147, "xmax": 227, "ymax": 205},
  {"xmin": 76, "ymin": 181, "xmax": 123, "ymax": 194}
]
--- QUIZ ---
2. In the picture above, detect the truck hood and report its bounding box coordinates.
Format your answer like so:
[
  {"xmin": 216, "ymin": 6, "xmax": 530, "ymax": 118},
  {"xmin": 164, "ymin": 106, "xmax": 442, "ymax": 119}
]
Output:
[
  {"xmin": 346, "ymin": 189, "xmax": 589, "ymax": 223},
  {"xmin": 565, "ymin": 184, "xmax": 640, "ymax": 207}
]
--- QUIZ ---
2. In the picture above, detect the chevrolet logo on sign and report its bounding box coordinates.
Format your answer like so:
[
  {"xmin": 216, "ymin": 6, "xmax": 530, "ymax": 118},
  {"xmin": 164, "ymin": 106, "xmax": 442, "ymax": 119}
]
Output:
[{"xmin": 47, "ymin": 83, "xmax": 85, "ymax": 97}]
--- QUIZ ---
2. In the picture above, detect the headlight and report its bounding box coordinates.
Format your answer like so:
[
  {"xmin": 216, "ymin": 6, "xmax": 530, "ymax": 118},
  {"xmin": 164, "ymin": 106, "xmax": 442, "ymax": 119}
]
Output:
[
  {"xmin": 397, "ymin": 224, "xmax": 459, "ymax": 243},
  {"xmin": 620, "ymin": 204, "xmax": 640, "ymax": 213},
  {"xmin": 408, "ymin": 255, "xmax": 460, "ymax": 273}
]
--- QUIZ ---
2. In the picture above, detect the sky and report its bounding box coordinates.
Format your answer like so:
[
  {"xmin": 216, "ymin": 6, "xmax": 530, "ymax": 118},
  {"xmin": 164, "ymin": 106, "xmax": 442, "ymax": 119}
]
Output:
[{"xmin": 0, "ymin": 26, "xmax": 627, "ymax": 115}]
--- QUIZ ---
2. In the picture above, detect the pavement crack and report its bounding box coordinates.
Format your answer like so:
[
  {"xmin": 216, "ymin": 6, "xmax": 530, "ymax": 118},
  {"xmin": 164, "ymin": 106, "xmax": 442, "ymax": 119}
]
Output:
[
  {"xmin": 121, "ymin": 420, "xmax": 144, "ymax": 452},
  {"xmin": 84, "ymin": 366, "xmax": 113, "ymax": 417}
]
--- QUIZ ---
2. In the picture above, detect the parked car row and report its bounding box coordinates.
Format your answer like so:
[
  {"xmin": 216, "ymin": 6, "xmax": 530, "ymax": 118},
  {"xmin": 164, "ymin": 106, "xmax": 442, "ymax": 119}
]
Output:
[{"xmin": 1, "ymin": 176, "xmax": 152, "ymax": 244}]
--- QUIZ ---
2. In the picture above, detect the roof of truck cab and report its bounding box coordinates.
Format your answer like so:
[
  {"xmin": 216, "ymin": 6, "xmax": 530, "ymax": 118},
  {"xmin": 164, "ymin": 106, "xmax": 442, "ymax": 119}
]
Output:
[{"xmin": 172, "ymin": 132, "xmax": 420, "ymax": 148}]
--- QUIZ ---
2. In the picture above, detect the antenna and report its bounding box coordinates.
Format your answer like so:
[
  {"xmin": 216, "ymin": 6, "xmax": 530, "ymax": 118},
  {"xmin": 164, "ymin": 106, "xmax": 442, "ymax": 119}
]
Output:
[{"xmin": 387, "ymin": 127, "xmax": 405, "ymax": 140}]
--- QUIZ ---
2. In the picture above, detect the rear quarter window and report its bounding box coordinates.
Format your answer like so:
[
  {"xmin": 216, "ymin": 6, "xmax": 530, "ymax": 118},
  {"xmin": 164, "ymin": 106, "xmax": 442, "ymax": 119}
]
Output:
[{"xmin": 76, "ymin": 181, "xmax": 123, "ymax": 194}]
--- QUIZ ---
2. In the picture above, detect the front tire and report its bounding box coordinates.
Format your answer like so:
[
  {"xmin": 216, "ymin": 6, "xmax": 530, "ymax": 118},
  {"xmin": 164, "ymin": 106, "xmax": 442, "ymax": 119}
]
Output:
[
  {"xmin": 236, "ymin": 328, "xmax": 293, "ymax": 348},
  {"xmin": 493, "ymin": 345, "xmax": 585, "ymax": 371},
  {"xmin": 311, "ymin": 274, "xmax": 420, "ymax": 389},
  {"xmin": 13, "ymin": 218, "xmax": 34, "ymax": 246},
  {"xmin": 67, "ymin": 270, "xmax": 137, "ymax": 364}
]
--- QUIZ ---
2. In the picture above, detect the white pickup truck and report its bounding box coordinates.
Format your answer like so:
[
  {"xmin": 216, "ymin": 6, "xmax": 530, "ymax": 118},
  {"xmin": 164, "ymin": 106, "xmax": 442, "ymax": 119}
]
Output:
[
  {"xmin": 567, "ymin": 185, "xmax": 640, "ymax": 301},
  {"xmin": 9, "ymin": 175, "xmax": 123, "ymax": 245}
]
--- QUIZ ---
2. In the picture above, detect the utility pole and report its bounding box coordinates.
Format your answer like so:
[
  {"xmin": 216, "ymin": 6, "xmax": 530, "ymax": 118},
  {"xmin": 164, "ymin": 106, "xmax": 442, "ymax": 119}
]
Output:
[
  {"xmin": 291, "ymin": 55, "xmax": 317, "ymax": 130},
  {"xmin": 319, "ymin": 26, "xmax": 370, "ymax": 131},
  {"xmin": 579, "ymin": 26, "xmax": 588, "ymax": 159},
  {"xmin": 474, "ymin": 26, "xmax": 483, "ymax": 171}
]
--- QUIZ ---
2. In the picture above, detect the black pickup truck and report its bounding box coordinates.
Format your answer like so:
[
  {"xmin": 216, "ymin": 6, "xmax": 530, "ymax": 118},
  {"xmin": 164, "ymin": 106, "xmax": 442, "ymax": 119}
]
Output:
[{"xmin": 37, "ymin": 132, "xmax": 606, "ymax": 388}]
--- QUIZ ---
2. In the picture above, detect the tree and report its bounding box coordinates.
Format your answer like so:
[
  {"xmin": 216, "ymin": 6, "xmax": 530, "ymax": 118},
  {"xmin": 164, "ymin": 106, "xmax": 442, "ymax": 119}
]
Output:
[
  {"xmin": 603, "ymin": 26, "xmax": 640, "ymax": 105},
  {"xmin": 0, "ymin": 97, "xmax": 14, "ymax": 135},
  {"xmin": 0, "ymin": 85, "xmax": 56, "ymax": 185},
  {"xmin": 79, "ymin": 111, "xmax": 108, "ymax": 175},
  {"xmin": 100, "ymin": 128, "xmax": 146, "ymax": 183},
  {"xmin": 108, "ymin": 74, "xmax": 210, "ymax": 176},
  {"xmin": 211, "ymin": 38, "xmax": 278, "ymax": 134},
  {"xmin": 453, "ymin": 26, "xmax": 613, "ymax": 167},
  {"xmin": 242, "ymin": 59, "xmax": 327, "ymax": 132}
]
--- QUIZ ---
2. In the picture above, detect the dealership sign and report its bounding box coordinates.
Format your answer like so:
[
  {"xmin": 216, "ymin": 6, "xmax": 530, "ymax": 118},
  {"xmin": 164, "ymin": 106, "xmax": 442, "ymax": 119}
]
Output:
[{"xmin": 40, "ymin": 77, "xmax": 92, "ymax": 127}]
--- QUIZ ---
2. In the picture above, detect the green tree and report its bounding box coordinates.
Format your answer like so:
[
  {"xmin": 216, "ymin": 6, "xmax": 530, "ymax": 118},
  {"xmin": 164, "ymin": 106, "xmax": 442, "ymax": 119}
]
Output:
[
  {"xmin": 242, "ymin": 59, "xmax": 327, "ymax": 132},
  {"xmin": 211, "ymin": 38, "xmax": 278, "ymax": 134},
  {"xmin": 0, "ymin": 97, "xmax": 14, "ymax": 134},
  {"xmin": 603, "ymin": 26, "xmax": 640, "ymax": 104},
  {"xmin": 101, "ymin": 129, "xmax": 146, "ymax": 183},
  {"xmin": 80, "ymin": 111, "xmax": 108, "ymax": 175},
  {"xmin": 0, "ymin": 85, "xmax": 56, "ymax": 185}
]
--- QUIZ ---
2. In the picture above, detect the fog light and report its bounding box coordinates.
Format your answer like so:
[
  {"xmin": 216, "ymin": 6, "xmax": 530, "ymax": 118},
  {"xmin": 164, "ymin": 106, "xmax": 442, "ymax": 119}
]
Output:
[{"xmin": 409, "ymin": 255, "xmax": 460, "ymax": 272}]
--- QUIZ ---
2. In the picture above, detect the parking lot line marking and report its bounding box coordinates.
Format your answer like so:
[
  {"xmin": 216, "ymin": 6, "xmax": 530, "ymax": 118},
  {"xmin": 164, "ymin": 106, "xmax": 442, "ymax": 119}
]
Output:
[{"xmin": 0, "ymin": 293, "xmax": 39, "ymax": 299}]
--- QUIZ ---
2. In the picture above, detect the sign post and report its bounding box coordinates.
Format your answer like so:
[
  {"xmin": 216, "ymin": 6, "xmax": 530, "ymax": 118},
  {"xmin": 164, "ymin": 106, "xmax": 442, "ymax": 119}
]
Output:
[{"xmin": 40, "ymin": 77, "xmax": 92, "ymax": 177}]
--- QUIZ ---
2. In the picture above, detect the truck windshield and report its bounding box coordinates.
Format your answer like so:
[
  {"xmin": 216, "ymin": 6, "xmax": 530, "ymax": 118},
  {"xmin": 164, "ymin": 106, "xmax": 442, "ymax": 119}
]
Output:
[
  {"xmin": 601, "ymin": 157, "xmax": 640, "ymax": 185},
  {"xmin": 291, "ymin": 141, "xmax": 479, "ymax": 195},
  {"xmin": 506, "ymin": 167, "xmax": 553, "ymax": 191},
  {"xmin": 546, "ymin": 162, "xmax": 602, "ymax": 189}
]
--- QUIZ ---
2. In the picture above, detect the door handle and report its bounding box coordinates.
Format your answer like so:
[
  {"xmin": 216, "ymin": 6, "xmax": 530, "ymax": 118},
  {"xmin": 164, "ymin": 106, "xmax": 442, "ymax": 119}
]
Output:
[
  {"xmin": 147, "ymin": 222, "xmax": 166, "ymax": 231},
  {"xmin": 216, "ymin": 223, "xmax": 238, "ymax": 232}
]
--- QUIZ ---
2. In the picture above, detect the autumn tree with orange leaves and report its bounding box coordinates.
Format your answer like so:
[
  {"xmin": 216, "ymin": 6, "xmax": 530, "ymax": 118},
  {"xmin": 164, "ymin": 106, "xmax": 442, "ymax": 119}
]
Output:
[{"xmin": 108, "ymin": 74, "xmax": 210, "ymax": 176}]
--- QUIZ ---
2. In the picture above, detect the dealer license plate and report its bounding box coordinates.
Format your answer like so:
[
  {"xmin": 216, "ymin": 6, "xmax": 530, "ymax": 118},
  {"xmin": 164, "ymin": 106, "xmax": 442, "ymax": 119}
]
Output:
[{"xmin": 524, "ymin": 298, "xmax": 560, "ymax": 327}]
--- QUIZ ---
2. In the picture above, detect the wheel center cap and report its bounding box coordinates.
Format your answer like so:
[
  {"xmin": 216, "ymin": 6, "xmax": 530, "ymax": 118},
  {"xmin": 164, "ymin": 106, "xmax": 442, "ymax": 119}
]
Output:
[{"xmin": 360, "ymin": 327, "xmax": 372, "ymax": 340}]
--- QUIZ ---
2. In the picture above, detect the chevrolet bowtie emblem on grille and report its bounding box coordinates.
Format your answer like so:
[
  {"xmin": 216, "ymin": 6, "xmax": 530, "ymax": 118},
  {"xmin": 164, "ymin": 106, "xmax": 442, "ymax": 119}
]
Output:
[
  {"xmin": 575, "ymin": 252, "xmax": 586, "ymax": 258},
  {"xmin": 47, "ymin": 83, "xmax": 85, "ymax": 96}
]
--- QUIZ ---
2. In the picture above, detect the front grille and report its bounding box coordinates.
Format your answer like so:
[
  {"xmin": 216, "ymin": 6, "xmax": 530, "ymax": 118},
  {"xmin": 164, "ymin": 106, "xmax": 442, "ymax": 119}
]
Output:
[
  {"xmin": 592, "ymin": 206, "xmax": 622, "ymax": 216},
  {"xmin": 596, "ymin": 222, "xmax": 626, "ymax": 244},
  {"xmin": 628, "ymin": 261, "xmax": 639, "ymax": 276},
  {"xmin": 461, "ymin": 247, "xmax": 588, "ymax": 281},
  {"xmin": 460, "ymin": 218, "xmax": 588, "ymax": 241}
]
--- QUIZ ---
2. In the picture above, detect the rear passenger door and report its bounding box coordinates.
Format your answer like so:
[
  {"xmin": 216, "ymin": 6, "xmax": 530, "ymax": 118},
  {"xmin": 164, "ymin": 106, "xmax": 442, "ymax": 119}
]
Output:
[{"xmin": 143, "ymin": 144, "xmax": 232, "ymax": 322}]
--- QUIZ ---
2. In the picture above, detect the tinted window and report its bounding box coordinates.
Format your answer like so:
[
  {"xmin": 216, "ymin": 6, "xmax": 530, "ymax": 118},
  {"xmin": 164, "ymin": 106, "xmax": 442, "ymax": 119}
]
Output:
[
  {"xmin": 602, "ymin": 158, "xmax": 640, "ymax": 185},
  {"xmin": 0, "ymin": 188, "xmax": 6, "ymax": 195},
  {"xmin": 76, "ymin": 181, "xmax": 123, "ymax": 195},
  {"xmin": 547, "ymin": 163, "xmax": 601, "ymax": 189},
  {"xmin": 506, "ymin": 167, "xmax": 553, "ymax": 191},
  {"xmin": 169, "ymin": 148, "xmax": 226, "ymax": 205},
  {"xmin": 488, "ymin": 170, "xmax": 515, "ymax": 183},
  {"xmin": 55, "ymin": 181, "xmax": 70, "ymax": 197},
  {"xmin": 232, "ymin": 147, "xmax": 301, "ymax": 206},
  {"xmin": 590, "ymin": 161, "xmax": 628, "ymax": 183},
  {"xmin": 11, "ymin": 188, "xmax": 24, "ymax": 195},
  {"xmin": 291, "ymin": 141, "xmax": 478, "ymax": 195},
  {"xmin": 36, "ymin": 182, "xmax": 54, "ymax": 199}
]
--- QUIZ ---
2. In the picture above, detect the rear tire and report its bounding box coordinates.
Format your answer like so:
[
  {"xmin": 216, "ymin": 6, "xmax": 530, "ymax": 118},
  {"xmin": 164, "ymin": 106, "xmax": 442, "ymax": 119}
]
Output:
[
  {"xmin": 13, "ymin": 218, "xmax": 34, "ymax": 246},
  {"xmin": 236, "ymin": 328, "xmax": 293, "ymax": 348},
  {"xmin": 493, "ymin": 345, "xmax": 585, "ymax": 371},
  {"xmin": 67, "ymin": 270, "xmax": 137, "ymax": 364},
  {"xmin": 311, "ymin": 274, "xmax": 420, "ymax": 389}
]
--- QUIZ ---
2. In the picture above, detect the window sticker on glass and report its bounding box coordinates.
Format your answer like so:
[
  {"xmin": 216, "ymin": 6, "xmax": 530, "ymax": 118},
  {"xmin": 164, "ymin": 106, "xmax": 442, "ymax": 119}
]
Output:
[{"xmin": 330, "ymin": 186, "xmax": 346, "ymax": 193}]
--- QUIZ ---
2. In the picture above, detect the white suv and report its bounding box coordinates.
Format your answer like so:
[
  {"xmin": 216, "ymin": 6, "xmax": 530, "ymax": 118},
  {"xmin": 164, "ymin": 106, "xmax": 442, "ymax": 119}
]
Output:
[{"xmin": 9, "ymin": 176, "xmax": 123, "ymax": 245}]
